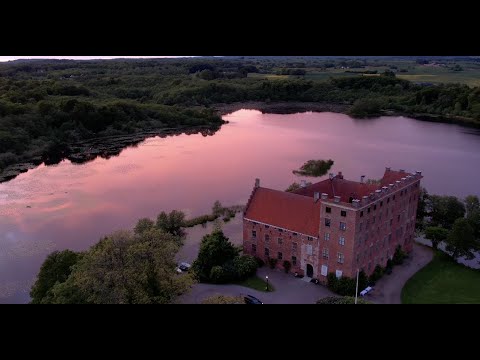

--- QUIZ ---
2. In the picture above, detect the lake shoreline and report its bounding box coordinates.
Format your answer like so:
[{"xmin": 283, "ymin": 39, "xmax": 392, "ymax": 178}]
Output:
[
  {"xmin": 2, "ymin": 103, "xmax": 479, "ymax": 184},
  {"xmin": 214, "ymin": 101, "xmax": 480, "ymax": 128},
  {"xmin": 0, "ymin": 124, "xmax": 222, "ymax": 184}
]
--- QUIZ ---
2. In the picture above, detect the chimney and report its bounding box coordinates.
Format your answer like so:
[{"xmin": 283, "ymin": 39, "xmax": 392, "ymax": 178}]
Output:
[
  {"xmin": 362, "ymin": 195, "xmax": 369, "ymax": 204},
  {"xmin": 329, "ymin": 173, "xmax": 334, "ymax": 180},
  {"xmin": 399, "ymin": 169, "xmax": 405, "ymax": 173},
  {"xmin": 416, "ymin": 171, "xmax": 422, "ymax": 176},
  {"xmin": 321, "ymin": 193, "xmax": 328, "ymax": 200},
  {"xmin": 300, "ymin": 180, "xmax": 307, "ymax": 188},
  {"xmin": 375, "ymin": 189, "xmax": 382, "ymax": 196},
  {"xmin": 401, "ymin": 177, "xmax": 406, "ymax": 181},
  {"xmin": 352, "ymin": 199, "xmax": 360, "ymax": 208},
  {"xmin": 334, "ymin": 195, "xmax": 341, "ymax": 203},
  {"xmin": 314, "ymin": 192, "xmax": 320, "ymax": 202},
  {"xmin": 385, "ymin": 167, "xmax": 391, "ymax": 171},
  {"xmin": 382, "ymin": 186, "xmax": 388, "ymax": 192},
  {"xmin": 255, "ymin": 178, "xmax": 260, "ymax": 188},
  {"xmin": 337, "ymin": 171, "xmax": 343, "ymax": 179},
  {"xmin": 360, "ymin": 175, "xmax": 365, "ymax": 183}
]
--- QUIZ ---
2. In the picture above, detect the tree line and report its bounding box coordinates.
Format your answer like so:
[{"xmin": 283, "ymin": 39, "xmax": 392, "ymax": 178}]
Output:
[
  {"xmin": 418, "ymin": 190, "xmax": 480, "ymax": 261},
  {"xmin": 2, "ymin": 58, "xmax": 480, "ymax": 177}
]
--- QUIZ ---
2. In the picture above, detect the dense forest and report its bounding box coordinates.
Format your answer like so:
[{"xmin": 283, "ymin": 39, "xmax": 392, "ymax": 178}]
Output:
[{"xmin": 1, "ymin": 57, "xmax": 480, "ymax": 182}]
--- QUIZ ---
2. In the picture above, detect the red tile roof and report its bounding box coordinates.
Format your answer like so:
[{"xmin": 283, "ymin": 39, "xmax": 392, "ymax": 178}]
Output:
[
  {"xmin": 294, "ymin": 178, "xmax": 378, "ymax": 202},
  {"xmin": 294, "ymin": 169, "xmax": 410, "ymax": 202},
  {"xmin": 244, "ymin": 169, "xmax": 417, "ymax": 237},
  {"xmin": 244, "ymin": 187, "xmax": 320, "ymax": 237},
  {"xmin": 380, "ymin": 169, "xmax": 410, "ymax": 186}
]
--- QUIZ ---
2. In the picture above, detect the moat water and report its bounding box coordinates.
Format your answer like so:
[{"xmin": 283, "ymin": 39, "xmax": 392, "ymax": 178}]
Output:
[{"xmin": 1, "ymin": 110, "xmax": 480, "ymax": 303}]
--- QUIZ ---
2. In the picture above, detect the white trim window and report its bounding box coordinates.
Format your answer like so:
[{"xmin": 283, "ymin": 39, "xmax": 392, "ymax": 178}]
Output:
[
  {"xmin": 339, "ymin": 236, "xmax": 345, "ymax": 246},
  {"xmin": 324, "ymin": 233, "xmax": 330, "ymax": 241},
  {"xmin": 321, "ymin": 265, "xmax": 328, "ymax": 276},
  {"xmin": 337, "ymin": 252, "xmax": 344, "ymax": 264},
  {"xmin": 306, "ymin": 244, "xmax": 313, "ymax": 255}
]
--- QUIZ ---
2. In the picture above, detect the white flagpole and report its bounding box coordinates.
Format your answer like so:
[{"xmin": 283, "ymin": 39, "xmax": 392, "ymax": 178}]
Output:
[{"xmin": 355, "ymin": 268, "xmax": 359, "ymax": 304}]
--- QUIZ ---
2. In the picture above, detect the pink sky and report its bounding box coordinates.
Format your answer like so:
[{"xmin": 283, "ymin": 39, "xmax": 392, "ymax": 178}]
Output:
[{"xmin": 0, "ymin": 56, "xmax": 195, "ymax": 62}]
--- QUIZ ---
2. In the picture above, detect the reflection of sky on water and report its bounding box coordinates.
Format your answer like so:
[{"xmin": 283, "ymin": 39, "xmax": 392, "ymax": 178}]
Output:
[{"xmin": 1, "ymin": 109, "xmax": 480, "ymax": 303}]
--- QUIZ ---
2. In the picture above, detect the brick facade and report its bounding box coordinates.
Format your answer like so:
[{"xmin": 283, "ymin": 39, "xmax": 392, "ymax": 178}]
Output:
[{"xmin": 243, "ymin": 168, "xmax": 422, "ymax": 283}]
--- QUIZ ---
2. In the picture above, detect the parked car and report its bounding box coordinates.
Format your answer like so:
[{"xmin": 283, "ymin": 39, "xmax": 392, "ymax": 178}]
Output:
[
  {"xmin": 178, "ymin": 262, "xmax": 191, "ymax": 272},
  {"xmin": 244, "ymin": 295, "xmax": 263, "ymax": 304},
  {"xmin": 360, "ymin": 286, "xmax": 373, "ymax": 296}
]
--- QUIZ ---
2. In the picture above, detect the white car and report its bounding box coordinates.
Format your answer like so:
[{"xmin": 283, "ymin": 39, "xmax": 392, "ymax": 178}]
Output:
[
  {"xmin": 360, "ymin": 286, "xmax": 373, "ymax": 296},
  {"xmin": 178, "ymin": 262, "xmax": 191, "ymax": 272}
]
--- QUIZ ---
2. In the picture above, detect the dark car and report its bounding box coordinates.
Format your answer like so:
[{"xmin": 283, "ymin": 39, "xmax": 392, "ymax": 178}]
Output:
[{"xmin": 244, "ymin": 295, "xmax": 263, "ymax": 304}]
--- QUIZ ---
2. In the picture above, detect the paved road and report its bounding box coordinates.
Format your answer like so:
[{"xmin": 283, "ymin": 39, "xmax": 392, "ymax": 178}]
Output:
[
  {"xmin": 178, "ymin": 266, "xmax": 335, "ymax": 304},
  {"xmin": 367, "ymin": 242, "xmax": 434, "ymax": 304}
]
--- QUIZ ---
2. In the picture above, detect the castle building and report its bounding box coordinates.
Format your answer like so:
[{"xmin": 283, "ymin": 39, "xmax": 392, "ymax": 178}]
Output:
[{"xmin": 243, "ymin": 168, "xmax": 422, "ymax": 281}]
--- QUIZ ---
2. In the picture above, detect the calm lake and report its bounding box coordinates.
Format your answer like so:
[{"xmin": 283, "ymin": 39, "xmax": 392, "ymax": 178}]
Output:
[{"xmin": 1, "ymin": 109, "xmax": 480, "ymax": 303}]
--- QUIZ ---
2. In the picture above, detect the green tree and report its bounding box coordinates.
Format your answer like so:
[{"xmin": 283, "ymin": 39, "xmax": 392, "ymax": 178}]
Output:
[
  {"xmin": 212, "ymin": 200, "xmax": 224, "ymax": 217},
  {"xmin": 416, "ymin": 187, "xmax": 429, "ymax": 230},
  {"xmin": 429, "ymin": 195, "xmax": 466, "ymax": 229},
  {"xmin": 285, "ymin": 182, "xmax": 301, "ymax": 192},
  {"xmin": 156, "ymin": 210, "xmax": 186, "ymax": 238},
  {"xmin": 37, "ymin": 228, "xmax": 193, "ymax": 304},
  {"xmin": 465, "ymin": 195, "xmax": 480, "ymax": 217},
  {"xmin": 467, "ymin": 209, "xmax": 480, "ymax": 240},
  {"xmin": 424, "ymin": 226, "xmax": 450, "ymax": 250},
  {"xmin": 192, "ymin": 230, "xmax": 239, "ymax": 282},
  {"xmin": 30, "ymin": 250, "xmax": 82, "ymax": 304},
  {"xmin": 233, "ymin": 255, "xmax": 258, "ymax": 279},
  {"xmin": 348, "ymin": 98, "xmax": 383, "ymax": 118},
  {"xmin": 134, "ymin": 217, "xmax": 154, "ymax": 235},
  {"xmin": 292, "ymin": 159, "xmax": 334, "ymax": 177},
  {"xmin": 445, "ymin": 218, "xmax": 479, "ymax": 260}
]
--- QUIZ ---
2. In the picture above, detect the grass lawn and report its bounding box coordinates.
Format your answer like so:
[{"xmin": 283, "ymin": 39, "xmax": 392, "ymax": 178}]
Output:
[
  {"xmin": 235, "ymin": 276, "xmax": 275, "ymax": 292},
  {"xmin": 402, "ymin": 252, "xmax": 480, "ymax": 304}
]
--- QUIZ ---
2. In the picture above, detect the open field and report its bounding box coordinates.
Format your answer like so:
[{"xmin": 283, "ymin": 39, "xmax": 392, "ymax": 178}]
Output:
[
  {"xmin": 250, "ymin": 60, "xmax": 480, "ymax": 86},
  {"xmin": 401, "ymin": 252, "xmax": 480, "ymax": 304}
]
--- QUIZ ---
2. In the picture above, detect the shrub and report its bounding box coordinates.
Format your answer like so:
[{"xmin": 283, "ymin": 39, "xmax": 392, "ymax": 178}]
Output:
[
  {"xmin": 393, "ymin": 245, "xmax": 407, "ymax": 265},
  {"xmin": 327, "ymin": 272, "xmax": 338, "ymax": 290},
  {"xmin": 255, "ymin": 256, "xmax": 265, "ymax": 267},
  {"xmin": 336, "ymin": 277, "xmax": 356, "ymax": 296},
  {"xmin": 358, "ymin": 270, "xmax": 368, "ymax": 292},
  {"xmin": 268, "ymin": 257, "xmax": 278, "ymax": 269},
  {"xmin": 233, "ymin": 255, "xmax": 258, "ymax": 280},
  {"xmin": 369, "ymin": 265, "xmax": 384, "ymax": 282},
  {"xmin": 327, "ymin": 273, "xmax": 356, "ymax": 296},
  {"xmin": 386, "ymin": 258, "xmax": 393, "ymax": 269},
  {"xmin": 209, "ymin": 266, "xmax": 228, "ymax": 284},
  {"xmin": 283, "ymin": 260, "xmax": 292, "ymax": 273},
  {"xmin": 316, "ymin": 296, "xmax": 370, "ymax": 304},
  {"xmin": 202, "ymin": 295, "xmax": 243, "ymax": 304}
]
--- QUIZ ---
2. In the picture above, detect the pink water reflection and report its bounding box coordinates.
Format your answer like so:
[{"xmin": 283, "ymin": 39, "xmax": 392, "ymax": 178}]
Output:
[{"xmin": 1, "ymin": 109, "xmax": 480, "ymax": 303}]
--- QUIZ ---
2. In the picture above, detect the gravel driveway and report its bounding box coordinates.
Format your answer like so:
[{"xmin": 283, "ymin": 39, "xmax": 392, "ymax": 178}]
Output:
[{"xmin": 178, "ymin": 266, "xmax": 334, "ymax": 304}]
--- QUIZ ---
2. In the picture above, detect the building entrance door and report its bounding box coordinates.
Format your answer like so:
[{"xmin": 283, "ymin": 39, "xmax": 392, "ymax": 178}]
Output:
[{"xmin": 306, "ymin": 264, "xmax": 314, "ymax": 278}]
